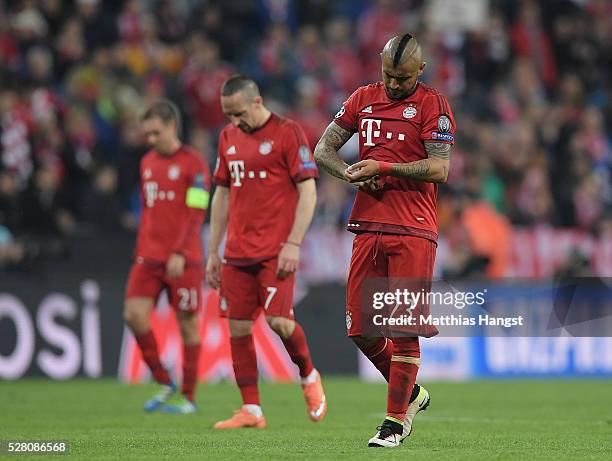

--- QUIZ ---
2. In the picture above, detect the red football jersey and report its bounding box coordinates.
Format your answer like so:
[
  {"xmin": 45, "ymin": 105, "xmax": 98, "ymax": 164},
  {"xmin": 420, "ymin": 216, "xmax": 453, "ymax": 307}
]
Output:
[
  {"xmin": 334, "ymin": 82, "xmax": 456, "ymax": 242},
  {"xmin": 214, "ymin": 113, "xmax": 318, "ymax": 265},
  {"xmin": 135, "ymin": 144, "xmax": 211, "ymax": 264}
]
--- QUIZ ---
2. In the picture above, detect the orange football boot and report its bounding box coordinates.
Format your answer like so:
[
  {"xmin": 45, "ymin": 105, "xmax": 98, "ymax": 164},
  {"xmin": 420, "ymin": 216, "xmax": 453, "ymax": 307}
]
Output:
[
  {"xmin": 213, "ymin": 408, "xmax": 267, "ymax": 429},
  {"xmin": 302, "ymin": 370, "xmax": 327, "ymax": 422}
]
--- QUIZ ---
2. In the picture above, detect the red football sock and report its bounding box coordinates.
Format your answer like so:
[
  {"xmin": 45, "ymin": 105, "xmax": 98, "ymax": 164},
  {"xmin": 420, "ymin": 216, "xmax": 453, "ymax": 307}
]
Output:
[
  {"xmin": 281, "ymin": 323, "xmax": 314, "ymax": 378},
  {"xmin": 135, "ymin": 330, "xmax": 171, "ymax": 385},
  {"xmin": 355, "ymin": 337, "xmax": 393, "ymax": 382},
  {"xmin": 231, "ymin": 335, "xmax": 260, "ymax": 405},
  {"xmin": 182, "ymin": 343, "xmax": 200, "ymax": 402},
  {"xmin": 386, "ymin": 337, "xmax": 420, "ymax": 421}
]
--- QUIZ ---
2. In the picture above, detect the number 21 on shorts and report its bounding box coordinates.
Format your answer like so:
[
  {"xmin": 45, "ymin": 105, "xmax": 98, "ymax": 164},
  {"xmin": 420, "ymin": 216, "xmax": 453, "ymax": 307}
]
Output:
[{"xmin": 177, "ymin": 287, "xmax": 198, "ymax": 310}]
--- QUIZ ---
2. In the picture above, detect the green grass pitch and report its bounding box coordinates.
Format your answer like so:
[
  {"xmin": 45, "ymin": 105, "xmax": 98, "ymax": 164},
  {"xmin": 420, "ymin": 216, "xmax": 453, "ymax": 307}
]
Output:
[{"xmin": 1, "ymin": 378, "xmax": 611, "ymax": 460}]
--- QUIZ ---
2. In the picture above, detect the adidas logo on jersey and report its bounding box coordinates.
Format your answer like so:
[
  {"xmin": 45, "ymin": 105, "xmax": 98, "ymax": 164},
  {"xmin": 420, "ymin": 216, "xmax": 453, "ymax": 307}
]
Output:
[
  {"xmin": 226, "ymin": 145, "xmax": 236, "ymax": 155},
  {"xmin": 361, "ymin": 106, "xmax": 373, "ymax": 114}
]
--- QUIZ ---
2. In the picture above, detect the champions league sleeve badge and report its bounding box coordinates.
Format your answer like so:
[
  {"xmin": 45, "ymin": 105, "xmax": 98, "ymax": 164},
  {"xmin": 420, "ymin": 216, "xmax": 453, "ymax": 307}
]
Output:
[
  {"xmin": 438, "ymin": 115, "xmax": 451, "ymax": 133},
  {"xmin": 299, "ymin": 145, "xmax": 311, "ymax": 162}
]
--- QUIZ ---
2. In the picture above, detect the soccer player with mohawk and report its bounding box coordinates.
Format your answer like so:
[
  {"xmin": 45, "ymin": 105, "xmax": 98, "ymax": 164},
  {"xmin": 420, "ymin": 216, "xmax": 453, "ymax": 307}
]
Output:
[{"xmin": 315, "ymin": 34, "xmax": 455, "ymax": 447}]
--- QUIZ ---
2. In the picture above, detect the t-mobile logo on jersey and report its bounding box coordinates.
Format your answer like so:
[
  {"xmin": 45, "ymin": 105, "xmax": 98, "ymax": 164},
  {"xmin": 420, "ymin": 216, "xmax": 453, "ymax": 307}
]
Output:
[
  {"xmin": 361, "ymin": 118, "xmax": 408, "ymax": 147},
  {"xmin": 144, "ymin": 181, "xmax": 158, "ymax": 207},
  {"xmin": 229, "ymin": 160, "xmax": 245, "ymax": 186},
  {"xmin": 229, "ymin": 160, "xmax": 267, "ymax": 187},
  {"xmin": 143, "ymin": 181, "xmax": 175, "ymax": 207},
  {"xmin": 361, "ymin": 119, "xmax": 381, "ymax": 146}
]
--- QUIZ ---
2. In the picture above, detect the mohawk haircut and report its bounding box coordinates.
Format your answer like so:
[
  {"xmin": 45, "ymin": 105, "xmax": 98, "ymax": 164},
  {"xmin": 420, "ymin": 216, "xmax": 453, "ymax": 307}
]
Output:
[
  {"xmin": 221, "ymin": 74, "xmax": 261, "ymax": 100},
  {"xmin": 141, "ymin": 99, "xmax": 182, "ymax": 133},
  {"xmin": 393, "ymin": 33, "xmax": 414, "ymax": 67}
]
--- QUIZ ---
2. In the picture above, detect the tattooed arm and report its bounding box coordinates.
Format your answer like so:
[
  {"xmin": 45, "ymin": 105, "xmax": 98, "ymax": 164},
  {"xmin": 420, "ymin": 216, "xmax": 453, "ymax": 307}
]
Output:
[
  {"xmin": 313, "ymin": 122, "xmax": 354, "ymax": 181},
  {"xmin": 345, "ymin": 142, "xmax": 451, "ymax": 184},
  {"xmin": 390, "ymin": 141, "xmax": 451, "ymax": 182}
]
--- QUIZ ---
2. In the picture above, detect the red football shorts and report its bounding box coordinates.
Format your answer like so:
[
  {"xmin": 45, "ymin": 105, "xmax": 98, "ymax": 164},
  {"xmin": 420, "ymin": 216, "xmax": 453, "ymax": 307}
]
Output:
[
  {"xmin": 346, "ymin": 233, "xmax": 437, "ymax": 337},
  {"xmin": 126, "ymin": 261, "xmax": 204, "ymax": 312},
  {"xmin": 219, "ymin": 258, "xmax": 295, "ymax": 320}
]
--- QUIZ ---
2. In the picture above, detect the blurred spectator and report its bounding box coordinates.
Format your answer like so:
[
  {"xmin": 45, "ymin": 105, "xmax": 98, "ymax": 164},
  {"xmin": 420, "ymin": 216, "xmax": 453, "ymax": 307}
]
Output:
[
  {"xmin": 325, "ymin": 17, "xmax": 362, "ymax": 98},
  {"xmin": 155, "ymin": 0, "xmax": 187, "ymax": 44},
  {"xmin": 459, "ymin": 190, "xmax": 512, "ymax": 279},
  {"xmin": 287, "ymin": 77, "xmax": 329, "ymax": 149},
  {"xmin": 464, "ymin": 12, "xmax": 511, "ymax": 90},
  {"xmin": 116, "ymin": 114, "xmax": 146, "ymax": 230},
  {"xmin": 55, "ymin": 16, "xmax": 86, "ymax": 79},
  {"xmin": 21, "ymin": 164, "xmax": 74, "ymax": 237},
  {"xmin": 0, "ymin": 226, "xmax": 26, "ymax": 269},
  {"xmin": 0, "ymin": 169, "xmax": 26, "ymax": 269},
  {"xmin": 357, "ymin": 0, "xmax": 403, "ymax": 81},
  {"xmin": 0, "ymin": 8, "xmax": 19, "ymax": 71},
  {"xmin": 82, "ymin": 164, "xmax": 124, "ymax": 233},
  {"xmin": 510, "ymin": 0, "xmax": 557, "ymax": 90},
  {"xmin": 0, "ymin": 85, "xmax": 33, "ymax": 184},
  {"xmin": 117, "ymin": 0, "xmax": 143, "ymax": 44},
  {"xmin": 11, "ymin": 0, "xmax": 48, "ymax": 46},
  {"xmin": 76, "ymin": 0, "xmax": 117, "ymax": 51},
  {"xmin": 188, "ymin": 127, "xmax": 216, "ymax": 171},
  {"xmin": 0, "ymin": 169, "xmax": 21, "ymax": 236},
  {"xmin": 254, "ymin": 22, "xmax": 299, "ymax": 101},
  {"xmin": 181, "ymin": 34, "xmax": 232, "ymax": 132},
  {"xmin": 39, "ymin": 0, "xmax": 65, "ymax": 38}
]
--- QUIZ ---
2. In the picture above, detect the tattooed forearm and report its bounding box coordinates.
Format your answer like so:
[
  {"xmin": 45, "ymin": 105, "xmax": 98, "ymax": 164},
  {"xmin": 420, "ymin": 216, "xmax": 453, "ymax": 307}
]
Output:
[
  {"xmin": 424, "ymin": 141, "xmax": 451, "ymax": 160},
  {"xmin": 390, "ymin": 143, "xmax": 451, "ymax": 183},
  {"xmin": 392, "ymin": 159, "xmax": 431, "ymax": 178},
  {"xmin": 314, "ymin": 122, "xmax": 354, "ymax": 180}
]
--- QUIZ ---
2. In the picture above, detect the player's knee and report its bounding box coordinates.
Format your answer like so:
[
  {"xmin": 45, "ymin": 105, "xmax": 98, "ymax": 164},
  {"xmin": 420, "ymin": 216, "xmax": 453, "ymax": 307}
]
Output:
[
  {"xmin": 124, "ymin": 310, "xmax": 148, "ymax": 333},
  {"xmin": 392, "ymin": 336, "xmax": 420, "ymax": 356},
  {"xmin": 267, "ymin": 316, "xmax": 294, "ymax": 339},
  {"xmin": 123, "ymin": 306, "xmax": 140, "ymax": 327},
  {"xmin": 229, "ymin": 319, "xmax": 253, "ymax": 337},
  {"xmin": 124, "ymin": 300, "xmax": 151, "ymax": 332}
]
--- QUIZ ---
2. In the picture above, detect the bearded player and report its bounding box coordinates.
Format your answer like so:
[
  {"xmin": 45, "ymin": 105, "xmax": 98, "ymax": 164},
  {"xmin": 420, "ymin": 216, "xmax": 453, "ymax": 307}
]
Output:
[
  {"xmin": 314, "ymin": 34, "xmax": 455, "ymax": 447},
  {"xmin": 207, "ymin": 75, "xmax": 326, "ymax": 429},
  {"xmin": 124, "ymin": 100, "xmax": 210, "ymax": 414}
]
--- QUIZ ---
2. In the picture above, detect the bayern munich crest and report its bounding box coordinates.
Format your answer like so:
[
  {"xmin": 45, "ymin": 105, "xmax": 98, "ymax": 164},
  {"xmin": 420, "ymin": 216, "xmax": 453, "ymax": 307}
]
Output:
[
  {"xmin": 259, "ymin": 141, "xmax": 273, "ymax": 155},
  {"xmin": 346, "ymin": 312, "xmax": 352, "ymax": 330},
  {"xmin": 438, "ymin": 115, "xmax": 451, "ymax": 132},
  {"xmin": 403, "ymin": 106, "xmax": 417, "ymax": 119},
  {"xmin": 168, "ymin": 165, "xmax": 180, "ymax": 180}
]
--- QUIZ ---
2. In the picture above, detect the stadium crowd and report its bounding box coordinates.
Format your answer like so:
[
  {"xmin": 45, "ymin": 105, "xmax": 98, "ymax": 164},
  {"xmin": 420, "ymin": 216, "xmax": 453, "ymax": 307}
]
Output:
[{"xmin": 0, "ymin": 0, "xmax": 610, "ymax": 276}]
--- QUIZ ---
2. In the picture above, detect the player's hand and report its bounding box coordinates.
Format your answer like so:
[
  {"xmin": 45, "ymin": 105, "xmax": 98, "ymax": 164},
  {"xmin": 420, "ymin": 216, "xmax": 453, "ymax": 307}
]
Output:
[
  {"xmin": 206, "ymin": 253, "xmax": 222, "ymax": 289},
  {"xmin": 277, "ymin": 242, "xmax": 300, "ymax": 280},
  {"xmin": 347, "ymin": 176, "xmax": 384, "ymax": 192},
  {"xmin": 345, "ymin": 159, "xmax": 380, "ymax": 183},
  {"xmin": 359, "ymin": 176, "xmax": 384, "ymax": 192},
  {"xmin": 166, "ymin": 253, "xmax": 186, "ymax": 278}
]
